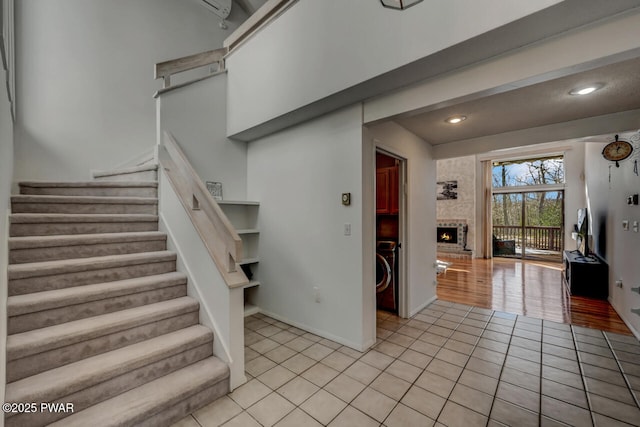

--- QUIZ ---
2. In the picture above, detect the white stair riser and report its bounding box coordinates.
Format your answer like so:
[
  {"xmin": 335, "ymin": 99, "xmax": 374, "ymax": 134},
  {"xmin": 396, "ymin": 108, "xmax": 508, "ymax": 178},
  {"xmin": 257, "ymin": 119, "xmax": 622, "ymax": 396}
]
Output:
[
  {"xmin": 20, "ymin": 187, "xmax": 157, "ymax": 197},
  {"xmin": 6, "ymin": 343, "xmax": 213, "ymax": 427},
  {"xmin": 10, "ymin": 221, "xmax": 158, "ymax": 237},
  {"xmin": 9, "ymin": 284, "xmax": 187, "ymax": 334},
  {"xmin": 7, "ymin": 311, "xmax": 199, "ymax": 382},
  {"xmin": 9, "ymin": 260, "xmax": 176, "ymax": 296},
  {"xmin": 94, "ymin": 170, "xmax": 158, "ymax": 182},
  {"xmin": 11, "ymin": 202, "xmax": 158, "ymax": 215},
  {"xmin": 10, "ymin": 239, "xmax": 166, "ymax": 264}
]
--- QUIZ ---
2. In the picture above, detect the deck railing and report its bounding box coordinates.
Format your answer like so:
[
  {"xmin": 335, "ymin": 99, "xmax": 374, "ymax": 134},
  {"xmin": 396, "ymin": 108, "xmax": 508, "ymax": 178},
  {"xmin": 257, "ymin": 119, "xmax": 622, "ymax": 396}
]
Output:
[{"xmin": 493, "ymin": 225, "xmax": 563, "ymax": 251}]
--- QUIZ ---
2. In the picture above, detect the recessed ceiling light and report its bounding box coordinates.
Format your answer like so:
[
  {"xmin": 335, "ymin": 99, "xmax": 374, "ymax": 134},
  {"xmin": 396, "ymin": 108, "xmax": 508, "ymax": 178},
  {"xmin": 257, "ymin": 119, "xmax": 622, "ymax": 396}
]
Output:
[
  {"xmin": 445, "ymin": 115, "xmax": 467, "ymax": 124},
  {"xmin": 569, "ymin": 84, "xmax": 603, "ymax": 96}
]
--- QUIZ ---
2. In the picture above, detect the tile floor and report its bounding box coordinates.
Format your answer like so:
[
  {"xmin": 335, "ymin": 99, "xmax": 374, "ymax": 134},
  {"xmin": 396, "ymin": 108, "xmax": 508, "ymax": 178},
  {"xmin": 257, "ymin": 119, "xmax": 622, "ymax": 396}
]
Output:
[{"xmin": 173, "ymin": 300, "xmax": 640, "ymax": 426}]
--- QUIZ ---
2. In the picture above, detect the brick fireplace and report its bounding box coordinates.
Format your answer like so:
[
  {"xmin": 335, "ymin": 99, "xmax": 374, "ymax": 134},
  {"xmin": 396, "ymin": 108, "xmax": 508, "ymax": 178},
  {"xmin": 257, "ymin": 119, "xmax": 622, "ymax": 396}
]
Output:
[{"xmin": 437, "ymin": 219, "xmax": 472, "ymax": 258}]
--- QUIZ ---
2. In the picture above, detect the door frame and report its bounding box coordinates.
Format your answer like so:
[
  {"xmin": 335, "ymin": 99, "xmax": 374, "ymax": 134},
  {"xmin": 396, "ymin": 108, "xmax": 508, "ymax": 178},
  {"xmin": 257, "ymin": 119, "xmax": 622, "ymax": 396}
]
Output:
[{"xmin": 375, "ymin": 147, "xmax": 408, "ymax": 318}]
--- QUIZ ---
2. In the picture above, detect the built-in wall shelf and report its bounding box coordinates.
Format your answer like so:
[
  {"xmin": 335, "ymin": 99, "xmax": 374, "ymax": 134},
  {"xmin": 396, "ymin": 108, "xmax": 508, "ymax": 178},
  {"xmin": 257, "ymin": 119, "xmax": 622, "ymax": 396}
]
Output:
[
  {"xmin": 219, "ymin": 200, "xmax": 262, "ymax": 317},
  {"xmin": 237, "ymin": 228, "xmax": 259, "ymax": 235}
]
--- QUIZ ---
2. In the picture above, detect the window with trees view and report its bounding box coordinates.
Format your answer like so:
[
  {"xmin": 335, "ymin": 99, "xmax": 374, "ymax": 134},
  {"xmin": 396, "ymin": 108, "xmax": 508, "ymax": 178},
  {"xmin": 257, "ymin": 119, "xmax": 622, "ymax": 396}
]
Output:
[{"xmin": 491, "ymin": 156, "xmax": 564, "ymax": 260}]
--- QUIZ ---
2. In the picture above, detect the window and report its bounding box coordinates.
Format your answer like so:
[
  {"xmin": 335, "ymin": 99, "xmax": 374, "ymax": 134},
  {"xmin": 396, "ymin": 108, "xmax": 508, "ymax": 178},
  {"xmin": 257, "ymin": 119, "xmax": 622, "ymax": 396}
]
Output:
[{"xmin": 492, "ymin": 156, "xmax": 564, "ymax": 188}]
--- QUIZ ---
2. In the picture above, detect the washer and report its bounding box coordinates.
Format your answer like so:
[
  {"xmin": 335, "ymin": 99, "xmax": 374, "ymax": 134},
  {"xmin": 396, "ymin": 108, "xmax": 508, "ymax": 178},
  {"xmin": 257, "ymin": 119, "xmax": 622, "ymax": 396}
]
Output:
[{"xmin": 376, "ymin": 241, "xmax": 397, "ymax": 312}]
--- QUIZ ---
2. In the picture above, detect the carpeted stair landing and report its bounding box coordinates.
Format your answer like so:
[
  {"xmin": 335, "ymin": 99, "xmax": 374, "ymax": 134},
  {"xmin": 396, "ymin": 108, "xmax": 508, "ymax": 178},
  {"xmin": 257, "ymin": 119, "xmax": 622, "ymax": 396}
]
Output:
[{"xmin": 4, "ymin": 178, "xmax": 229, "ymax": 426}]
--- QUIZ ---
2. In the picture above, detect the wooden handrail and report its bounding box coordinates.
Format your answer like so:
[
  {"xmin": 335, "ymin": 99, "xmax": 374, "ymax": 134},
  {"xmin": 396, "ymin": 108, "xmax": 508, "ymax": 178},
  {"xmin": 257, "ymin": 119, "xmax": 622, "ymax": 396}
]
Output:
[
  {"xmin": 158, "ymin": 131, "xmax": 248, "ymax": 288},
  {"xmin": 155, "ymin": 47, "xmax": 227, "ymax": 89}
]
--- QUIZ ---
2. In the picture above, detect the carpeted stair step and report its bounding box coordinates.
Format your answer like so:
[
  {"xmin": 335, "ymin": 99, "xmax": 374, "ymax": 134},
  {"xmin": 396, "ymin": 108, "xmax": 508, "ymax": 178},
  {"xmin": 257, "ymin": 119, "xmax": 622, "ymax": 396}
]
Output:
[
  {"xmin": 7, "ymin": 272, "xmax": 188, "ymax": 334},
  {"xmin": 9, "ymin": 213, "xmax": 159, "ymax": 237},
  {"xmin": 9, "ymin": 231, "xmax": 167, "ymax": 264},
  {"xmin": 92, "ymin": 164, "xmax": 159, "ymax": 182},
  {"xmin": 19, "ymin": 181, "xmax": 158, "ymax": 197},
  {"xmin": 4, "ymin": 325, "xmax": 215, "ymax": 427},
  {"xmin": 11, "ymin": 194, "xmax": 158, "ymax": 214},
  {"xmin": 8, "ymin": 251, "xmax": 177, "ymax": 296},
  {"xmin": 47, "ymin": 357, "xmax": 229, "ymax": 427},
  {"xmin": 6, "ymin": 296, "xmax": 200, "ymax": 382}
]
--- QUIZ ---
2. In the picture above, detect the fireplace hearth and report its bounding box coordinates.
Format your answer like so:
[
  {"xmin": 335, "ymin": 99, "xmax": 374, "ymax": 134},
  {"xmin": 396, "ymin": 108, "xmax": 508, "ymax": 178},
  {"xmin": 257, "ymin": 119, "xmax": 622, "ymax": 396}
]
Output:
[{"xmin": 436, "ymin": 220, "xmax": 470, "ymax": 256}]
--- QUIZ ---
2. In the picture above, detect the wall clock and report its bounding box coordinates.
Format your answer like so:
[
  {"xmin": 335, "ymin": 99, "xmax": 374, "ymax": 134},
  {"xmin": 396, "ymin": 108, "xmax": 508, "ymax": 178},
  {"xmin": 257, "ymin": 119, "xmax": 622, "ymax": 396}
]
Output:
[{"xmin": 602, "ymin": 135, "xmax": 633, "ymax": 167}]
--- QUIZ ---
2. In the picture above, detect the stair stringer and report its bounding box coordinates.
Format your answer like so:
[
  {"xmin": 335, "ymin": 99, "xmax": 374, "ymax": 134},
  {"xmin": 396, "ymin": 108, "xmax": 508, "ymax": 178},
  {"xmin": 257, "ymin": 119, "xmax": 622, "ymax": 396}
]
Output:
[{"xmin": 158, "ymin": 167, "xmax": 246, "ymax": 390}]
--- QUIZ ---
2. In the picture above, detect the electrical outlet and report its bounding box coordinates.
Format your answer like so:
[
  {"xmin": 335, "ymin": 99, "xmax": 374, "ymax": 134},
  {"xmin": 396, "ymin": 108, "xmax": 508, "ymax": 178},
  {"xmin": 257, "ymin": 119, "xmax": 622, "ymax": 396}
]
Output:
[
  {"xmin": 634, "ymin": 221, "xmax": 639, "ymax": 233},
  {"xmin": 615, "ymin": 279, "xmax": 623, "ymax": 289},
  {"xmin": 344, "ymin": 223, "xmax": 351, "ymax": 236},
  {"xmin": 623, "ymin": 220, "xmax": 629, "ymax": 231}
]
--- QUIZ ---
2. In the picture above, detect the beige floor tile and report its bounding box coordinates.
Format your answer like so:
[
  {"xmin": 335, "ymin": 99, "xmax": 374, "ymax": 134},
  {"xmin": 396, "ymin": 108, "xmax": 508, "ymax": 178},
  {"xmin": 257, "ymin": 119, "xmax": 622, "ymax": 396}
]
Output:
[
  {"xmin": 401, "ymin": 385, "xmax": 446, "ymax": 420},
  {"xmin": 276, "ymin": 376, "xmax": 319, "ymax": 406},
  {"xmin": 301, "ymin": 362, "xmax": 340, "ymax": 387},
  {"xmin": 321, "ymin": 350, "xmax": 356, "ymax": 371},
  {"xmin": 351, "ymin": 386, "xmax": 397, "ymax": 422},
  {"xmin": 344, "ymin": 360, "xmax": 382, "ymax": 385},
  {"xmin": 302, "ymin": 332, "xmax": 323, "ymax": 342},
  {"xmin": 270, "ymin": 330, "xmax": 298, "ymax": 345},
  {"xmin": 472, "ymin": 346, "xmax": 507, "ymax": 366},
  {"xmin": 221, "ymin": 412, "xmax": 261, "ymax": 427},
  {"xmin": 258, "ymin": 365, "xmax": 297, "ymax": 390},
  {"xmin": 543, "ymin": 354, "xmax": 581, "ymax": 375},
  {"xmin": 228, "ymin": 379, "xmax": 271, "ymax": 409},
  {"xmin": 284, "ymin": 336, "xmax": 315, "ymax": 352},
  {"xmin": 435, "ymin": 347, "xmax": 470, "ymax": 367},
  {"xmin": 397, "ymin": 325, "xmax": 424, "ymax": 338},
  {"xmin": 337, "ymin": 345, "xmax": 365, "ymax": 359},
  {"xmin": 264, "ymin": 345, "xmax": 297, "ymax": 364},
  {"xmin": 360, "ymin": 349, "xmax": 395, "ymax": 370},
  {"xmin": 481, "ymin": 330, "xmax": 511, "ymax": 344},
  {"xmin": 490, "ymin": 398, "xmax": 539, "ymax": 427},
  {"xmin": 418, "ymin": 331, "xmax": 448, "ymax": 346},
  {"xmin": 385, "ymin": 403, "xmax": 436, "ymax": 427},
  {"xmin": 244, "ymin": 331, "xmax": 263, "ymax": 346},
  {"xmin": 300, "ymin": 389, "xmax": 347, "ymax": 425},
  {"xmin": 542, "ymin": 364, "xmax": 584, "ymax": 390},
  {"xmin": 385, "ymin": 359, "xmax": 423, "ymax": 383},
  {"xmin": 540, "ymin": 395, "xmax": 592, "ymax": 426},
  {"xmin": 375, "ymin": 340, "xmax": 406, "ymax": 358},
  {"xmin": 415, "ymin": 370, "xmax": 456, "ymax": 398},
  {"xmin": 588, "ymin": 394, "xmax": 640, "ymax": 425},
  {"xmin": 245, "ymin": 355, "xmax": 277, "ymax": 377},
  {"xmin": 541, "ymin": 379, "xmax": 588, "ymax": 409},
  {"xmin": 370, "ymin": 371, "xmax": 411, "ymax": 400},
  {"xmin": 328, "ymin": 406, "xmax": 379, "ymax": 427},
  {"xmin": 496, "ymin": 381, "xmax": 540, "ymax": 413},
  {"xmin": 504, "ymin": 354, "xmax": 541, "ymax": 375},
  {"xmin": 542, "ymin": 342, "xmax": 577, "ymax": 360},
  {"xmin": 256, "ymin": 325, "xmax": 283, "ymax": 338},
  {"xmin": 449, "ymin": 383, "xmax": 493, "ymax": 416},
  {"xmin": 274, "ymin": 408, "xmax": 322, "ymax": 427},
  {"xmin": 246, "ymin": 392, "xmax": 295, "ymax": 427},
  {"xmin": 500, "ymin": 366, "xmax": 540, "ymax": 393},
  {"xmin": 592, "ymin": 413, "xmax": 638, "ymax": 427},
  {"xmin": 425, "ymin": 358, "xmax": 463, "ymax": 381},
  {"xmin": 324, "ymin": 373, "xmax": 367, "ymax": 403},
  {"xmin": 466, "ymin": 356, "xmax": 502, "ymax": 379},
  {"xmin": 458, "ymin": 369, "xmax": 499, "ymax": 396},
  {"xmin": 250, "ymin": 338, "xmax": 280, "ymax": 354},
  {"xmin": 438, "ymin": 400, "xmax": 488, "ymax": 427},
  {"xmin": 508, "ymin": 344, "xmax": 541, "ymax": 363},
  {"xmin": 170, "ymin": 415, "xmax": 200, "ymax": 427},
  {"xmin": 281, "ymin": 353, "xmax": 316, "ymax": 374},
  {"xmin": 193, "ymin": 396, "xmax": 242, "ymax": 427},
  {"xmin": 444, "ymin": 338, "xmax": 475, "ymax": 355},
  {"xmin": 302, "ymin": 342, "xmax": 335, "ymax": 361},
  {"xmin": 245, "ymin": 347, "xmax": 260, "ymax": 363}
]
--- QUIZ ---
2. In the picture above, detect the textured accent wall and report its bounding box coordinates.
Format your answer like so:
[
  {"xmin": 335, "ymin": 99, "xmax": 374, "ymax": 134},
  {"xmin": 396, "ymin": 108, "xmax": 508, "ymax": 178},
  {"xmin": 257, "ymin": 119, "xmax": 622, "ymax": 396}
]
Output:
[{"xmin": 437, "ymin": 156, "xmax": 476, "ymax": 253}]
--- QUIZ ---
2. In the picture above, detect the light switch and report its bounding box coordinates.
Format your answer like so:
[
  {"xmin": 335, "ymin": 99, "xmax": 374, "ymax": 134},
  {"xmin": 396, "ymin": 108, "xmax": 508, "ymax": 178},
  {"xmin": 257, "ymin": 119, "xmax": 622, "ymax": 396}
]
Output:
[
  {"xmin": 634, "ymin": 221, "xmax": 639, "ymax": 233},
  {"xmin": 344, "ymin": 223, "xmax": 351, "ymax": 236},
  {"xmin": 623, "ymin": 220, "xmax": 629, "ymax": 231}
]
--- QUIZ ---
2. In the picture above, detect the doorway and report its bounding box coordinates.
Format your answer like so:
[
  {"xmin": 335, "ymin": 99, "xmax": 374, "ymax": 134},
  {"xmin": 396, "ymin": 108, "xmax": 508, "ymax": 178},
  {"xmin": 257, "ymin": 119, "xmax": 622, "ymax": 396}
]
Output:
[{"xmin": 375, "ymin": 150, "xmax": 405, "ymax": 315}]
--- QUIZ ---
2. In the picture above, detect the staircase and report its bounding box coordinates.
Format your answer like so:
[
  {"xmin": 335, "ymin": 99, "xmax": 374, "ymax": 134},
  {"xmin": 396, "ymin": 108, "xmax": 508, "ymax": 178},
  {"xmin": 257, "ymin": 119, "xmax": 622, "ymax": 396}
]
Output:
[{"xmin": 4, "ymin": 171, "xmax": 230, "ymax": 426}]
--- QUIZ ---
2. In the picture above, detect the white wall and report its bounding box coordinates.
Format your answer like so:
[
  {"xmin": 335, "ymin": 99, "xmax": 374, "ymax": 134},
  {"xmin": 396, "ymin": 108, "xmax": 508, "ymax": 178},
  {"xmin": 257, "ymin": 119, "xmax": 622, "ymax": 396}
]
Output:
[
  {"xmin": 0, "ymin": 67, "xmax": 14, "ymax": 427},
  {"xmin": 585, "ymin": 134, "xmax": 640, "ymax": 337},
  {"xmin": 158, "ymin": 74, "xmax": 247, "ymax": 200},
  {"xmin": 437, "ymin": 156, "xmax": 476, "ymax": 253},
  {"xmin": 366, "ymin": 121, "xmax": 437, "ymax": 317},
  {"xmin": 246, "ymin": 105, "xmax": 367, "ymax": 349},
  {"xmin": 226, "ymin": 0, "xmax": 562, "ymax": 137},
  {"xmin": 14, "ymin": 0, "xmax": 247, "ymax": 182}
]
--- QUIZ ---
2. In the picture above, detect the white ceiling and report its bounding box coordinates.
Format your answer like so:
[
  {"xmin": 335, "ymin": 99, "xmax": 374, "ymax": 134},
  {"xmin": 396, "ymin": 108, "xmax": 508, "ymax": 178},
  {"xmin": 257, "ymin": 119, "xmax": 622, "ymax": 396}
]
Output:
[{"xmin": 394, "ymin": 56, "xmax": 640, "ymax": 145}]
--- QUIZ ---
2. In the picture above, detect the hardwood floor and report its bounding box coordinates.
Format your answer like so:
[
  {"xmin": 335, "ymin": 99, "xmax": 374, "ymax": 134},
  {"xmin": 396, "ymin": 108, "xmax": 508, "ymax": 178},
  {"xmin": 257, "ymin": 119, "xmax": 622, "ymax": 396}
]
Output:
[{"xmin": 436, "ymin": 256, "xmax": 632, "ymax": 335}]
